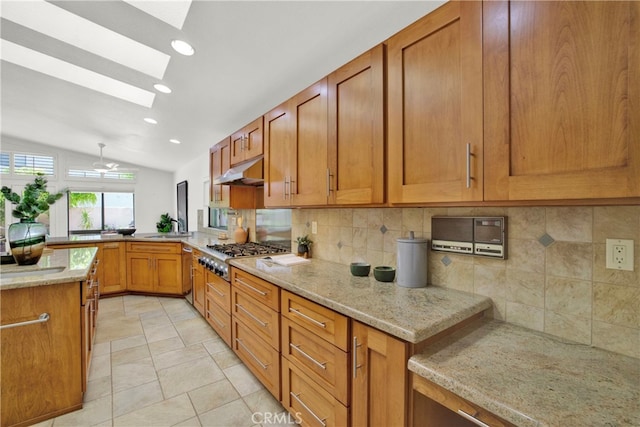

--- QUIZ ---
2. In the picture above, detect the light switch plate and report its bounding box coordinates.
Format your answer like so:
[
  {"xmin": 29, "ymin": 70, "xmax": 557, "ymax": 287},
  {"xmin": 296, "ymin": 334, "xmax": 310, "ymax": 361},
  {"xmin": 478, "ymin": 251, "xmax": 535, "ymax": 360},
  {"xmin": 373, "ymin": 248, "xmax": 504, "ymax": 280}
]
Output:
[
  {"xmin": 311, "ymin": 221, "xmax": 318, "ymax": 234},
  {"xmin": 606, "ymin": 239, "xmax": 634, "ymax": 271}
]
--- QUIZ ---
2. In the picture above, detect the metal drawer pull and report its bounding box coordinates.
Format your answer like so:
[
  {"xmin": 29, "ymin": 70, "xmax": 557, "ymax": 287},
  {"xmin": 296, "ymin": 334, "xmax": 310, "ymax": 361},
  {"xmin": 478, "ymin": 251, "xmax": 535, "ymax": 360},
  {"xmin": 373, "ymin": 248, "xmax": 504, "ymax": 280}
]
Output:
[
  {"xmin": 235, "ymin": 278, "xmax": 267, "ymax": 296},
  {"xmin": 290, "ymin": 343, "xmax": 327, "ymax": 370},
  {"xmin": 352, "ymin": 336, "xmax": 362, "ymax": 378},
  {"xmin": 182, "ymin": 247, "xmax": 193, "ymax": 253},
  {"xmin": 1, "ymin": 313, "xmax": 50, "ymax": 330},
  {"xmin": 207, "ymin": 283, "xmax": 225, "ymax": 297},
  {"xmin": 236, "ymin": 304, "xmax": 268, "ymax": 327},
  {"xmin": 235, "ymin": 338, "xmax": 268, "ymax": 370},
  {"xmin": 207, "ymin": 310, "xmax": 225, "ymax": 328},
  {"xmin": 457, "ymin": 410, "xmax": 490, "ymax": 427},
  {"xmin": 289, "ymin": 307, "xmax": 326, "ymax": 328},
  {"xmin": 290, "ymin": 392, "xmax": 326, "ymax": 427},
  {"xmin": 466, "ymin": 142, "xmax": 474, "ymax": 189}
]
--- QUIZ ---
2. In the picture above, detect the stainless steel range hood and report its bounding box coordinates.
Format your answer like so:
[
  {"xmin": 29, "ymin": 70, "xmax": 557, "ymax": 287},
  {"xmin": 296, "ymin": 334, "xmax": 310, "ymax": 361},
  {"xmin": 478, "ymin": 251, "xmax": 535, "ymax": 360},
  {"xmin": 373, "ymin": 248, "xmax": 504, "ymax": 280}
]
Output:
[{"xmin": 214, "ymin": 156, "xmax": 264, "ymax": 186}]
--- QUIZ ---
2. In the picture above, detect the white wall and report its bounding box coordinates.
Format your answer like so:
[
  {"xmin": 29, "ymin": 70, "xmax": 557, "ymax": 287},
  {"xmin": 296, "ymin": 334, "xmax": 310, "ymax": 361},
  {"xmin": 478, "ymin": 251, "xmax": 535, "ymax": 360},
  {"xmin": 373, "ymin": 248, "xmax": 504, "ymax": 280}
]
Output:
[
  {"xmin": 2, "ymin": 137, "xmax": 174, "ymax": 236},
  {"xmin": 173, "ymin": 152, "xmax": 210, "ymax": 232}
]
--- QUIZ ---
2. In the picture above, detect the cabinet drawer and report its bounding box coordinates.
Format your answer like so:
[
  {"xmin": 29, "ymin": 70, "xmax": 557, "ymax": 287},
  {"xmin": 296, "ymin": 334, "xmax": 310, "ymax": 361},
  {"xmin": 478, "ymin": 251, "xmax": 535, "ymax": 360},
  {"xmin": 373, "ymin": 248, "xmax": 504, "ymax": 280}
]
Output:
[
  {"xmin": 412, "ymin": 373, "xmax": 514, "ymax": 427},
  {"xmin": 206, "ymin": 273, "xmax": 231, "ymax": 314},
  {"xmin": 282, "ymin": 317, "xmax": 349, "ymax": 406},
  {"xmin": 206, "ymin": 296, "xmax": 231, "ymax": 346},
  {"xmin": 232, "ymin": 288, "xmax": 280, "ymax": 350},
  {"xmin": 282, "ymin": 291, "xmax": 349, "ymax": 351},
  {"xmin": 231, "ymin": 318, "xmax": 280, "ymax": 399},
  {"xmin": 231, "ymin": 268, "xmax": 279, "ymax": 311},
  {"xmin": 126, "ymin": 242, "xmax": 181, "ymax": 254},
  {"xmin": 281, "ymin": 357, "xmax": 349, "ymax": 427}
]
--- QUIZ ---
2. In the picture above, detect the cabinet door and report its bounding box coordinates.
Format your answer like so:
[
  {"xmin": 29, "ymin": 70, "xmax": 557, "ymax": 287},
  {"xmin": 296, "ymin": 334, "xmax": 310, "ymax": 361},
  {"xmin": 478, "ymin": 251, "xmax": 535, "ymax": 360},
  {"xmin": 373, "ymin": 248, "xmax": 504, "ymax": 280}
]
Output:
[
  {"xmin": 484, "ymin": 1, "xmax": 640, "ymax": 201},
  {"xmin": 231, "ymin": 117, "xmax": 264, "ymax": 166},
  {"xmin": 155, "ymin": 254, "xmax": 183, "ymax": 295},
  {"xmin": 210, "ymin": 137, "xmax": 230, "ymax": 208},
  {"xmin": 102, "ymin": 242, "xmax": 126, "ymax": 294},
  {"xmin": 126, "ymin": 253, "xmax": 154, "ymax": 292},
  {"xmin": 351, "ymin": 321, "xmax": 408, "ymax": 427},
  {"xmin": 328, "ymin": 44, "xmax": 385, "ymax": 205},
  {"xmin": 388, "ymin": 1, "xmax": 483, "ymax": 203},
  {"xmin": 192, "ymin": 252, "xmax": 206, "ymax": 315},
  {"xmin": 264, "ymin": 101, "xmax": 294, "ymax": 207},
  {"xmin": 291, "ymin": 79, "xmax": 329, "ymax": 206}
]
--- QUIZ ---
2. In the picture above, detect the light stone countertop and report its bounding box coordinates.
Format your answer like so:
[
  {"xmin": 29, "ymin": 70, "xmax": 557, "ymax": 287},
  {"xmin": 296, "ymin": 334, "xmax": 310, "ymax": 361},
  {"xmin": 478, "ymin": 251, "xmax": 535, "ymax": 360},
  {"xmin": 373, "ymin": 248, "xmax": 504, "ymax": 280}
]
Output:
[
  {"xmin": 409, "ymin": 318, "xmax": 640, "ymax": 427},
  {"xmin": 0, "ymin": 247, "xmax": 97, "ymax": 290},
  {"xmin": 229, "ymin": 257, "xmax": 492, "ymax": 343},
  {"xmin": 46, "ymin": 231, "xmax": 225, "ymax": 247}
]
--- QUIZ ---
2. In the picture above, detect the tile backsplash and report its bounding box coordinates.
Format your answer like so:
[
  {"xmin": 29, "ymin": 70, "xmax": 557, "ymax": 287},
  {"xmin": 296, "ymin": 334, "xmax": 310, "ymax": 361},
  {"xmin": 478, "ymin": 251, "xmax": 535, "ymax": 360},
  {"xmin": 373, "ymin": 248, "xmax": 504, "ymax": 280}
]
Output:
[{"xmin": 292, "ymin": 206, "xmax": 640, "ymax": 358}]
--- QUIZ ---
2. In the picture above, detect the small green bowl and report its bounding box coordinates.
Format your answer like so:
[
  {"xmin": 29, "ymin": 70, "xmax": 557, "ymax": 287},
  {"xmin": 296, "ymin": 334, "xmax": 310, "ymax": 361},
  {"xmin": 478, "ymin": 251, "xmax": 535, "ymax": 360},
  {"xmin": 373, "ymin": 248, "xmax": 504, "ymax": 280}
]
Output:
[
  {"xmin": 373, "ymin": 266, "xmax": 396, "ymax": 282},
  {"xmin": 350, "ymin": 262, "xmax": 371, "ymax": 277}
]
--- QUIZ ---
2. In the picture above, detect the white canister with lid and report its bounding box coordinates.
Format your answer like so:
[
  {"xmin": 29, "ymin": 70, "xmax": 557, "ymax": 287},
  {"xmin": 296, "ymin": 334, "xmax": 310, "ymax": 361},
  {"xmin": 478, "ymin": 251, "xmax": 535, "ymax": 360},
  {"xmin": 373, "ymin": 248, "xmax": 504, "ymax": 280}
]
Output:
[{"xmin": 396, "ymin": 231, "xmax": 428, "ymax": 288}]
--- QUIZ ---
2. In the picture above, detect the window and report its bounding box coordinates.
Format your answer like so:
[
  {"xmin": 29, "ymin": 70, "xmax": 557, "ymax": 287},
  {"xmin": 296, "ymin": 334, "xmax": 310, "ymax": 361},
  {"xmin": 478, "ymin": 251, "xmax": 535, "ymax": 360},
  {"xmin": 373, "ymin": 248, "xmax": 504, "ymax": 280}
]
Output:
[
  {"xmin": 0, "ymin": 153, "xmax": 9, "ymax": 175},
  {"xmin": 68, "ymin": 191, "xmax": 134, "ymax": 233},
  {"xmin": 68, "ymin": 168, "xmax": 136, "ymax": 181},
  {"xmin": 14, "ymin": 153, "xmax": 55, "ymax": 176}
]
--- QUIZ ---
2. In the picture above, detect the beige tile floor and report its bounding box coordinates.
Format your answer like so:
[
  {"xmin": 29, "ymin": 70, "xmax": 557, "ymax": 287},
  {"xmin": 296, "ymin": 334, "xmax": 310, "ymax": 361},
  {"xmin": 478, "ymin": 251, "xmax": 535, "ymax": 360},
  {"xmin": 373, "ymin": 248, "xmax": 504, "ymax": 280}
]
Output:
[{"xmin": 32, "ymin": 295, "xmax": 295, "ymax": 427}]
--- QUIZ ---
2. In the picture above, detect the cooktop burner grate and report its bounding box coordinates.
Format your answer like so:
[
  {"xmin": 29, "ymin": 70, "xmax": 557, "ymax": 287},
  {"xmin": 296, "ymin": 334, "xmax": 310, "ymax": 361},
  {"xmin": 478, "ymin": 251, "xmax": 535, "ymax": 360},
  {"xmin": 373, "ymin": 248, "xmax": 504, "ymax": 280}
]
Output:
[{"xmin": 206, "ymin": 242, "xmax": 289, "ymax": 258}]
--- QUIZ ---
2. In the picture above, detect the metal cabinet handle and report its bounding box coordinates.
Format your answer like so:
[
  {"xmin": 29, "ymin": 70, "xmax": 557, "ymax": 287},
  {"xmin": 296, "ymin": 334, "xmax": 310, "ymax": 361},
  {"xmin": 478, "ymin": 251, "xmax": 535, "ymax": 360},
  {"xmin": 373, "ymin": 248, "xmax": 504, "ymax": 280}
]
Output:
[
  {"xmin": 326, "ymin": 168, "xmax": 333, "ymax": 197},
  {"xmin": 466, "ymin": 143, "xmax": 474, "ymax": 189},
  {"xmin": 235, "ymin": 303, "xmax": 268, "ymax": 328},
  {"xmin": 290, "ymin": 343, "xmax": 327, "ymax": 370},
  {"xmin": 235, "ymin": 338, "xmax": 268, "ymax": 370},
  {"xmin": 1, "ymin": 313, "xmax": 50, "ymax": 330},
  {"xmin": 283, "ymin": 177, "xmax": 289, "ymax": 200},
  {"xmin": 290, "ymin": 392, "xmax": 326, "ymax": 427},
  {"xmin": 183, "ymin": 247, "xmax": 193, "ymax": 253},
  {"xmin": 235, "ymin": 278, "xmax": 268, "ymax": 296},
  {"xmin": 289, "ymin": 307, "xmax": 326, "ymax": 329},
  {"xmin": 457, "ymin": 410, "xmax": 490, "ymax": 427},
  {"xmin": 207, "ymin": 310, "xmax": 225, "ymax": 328},
  {"xmin": 352, "ymin": 336, "xmax": 362, "ymax": 378},
  {"xmin": 207, "ymin": 283, "xmax": 225, "ymax": 297}
]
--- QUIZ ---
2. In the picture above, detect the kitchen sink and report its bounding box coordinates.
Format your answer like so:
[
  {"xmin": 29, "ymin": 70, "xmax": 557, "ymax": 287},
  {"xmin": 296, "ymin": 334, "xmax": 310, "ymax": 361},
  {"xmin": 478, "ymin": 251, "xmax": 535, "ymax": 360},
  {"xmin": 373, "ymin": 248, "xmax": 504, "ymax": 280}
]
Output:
[{"xmin": 0, "ymin": 266, "xmax": 66, "ymax": 279}]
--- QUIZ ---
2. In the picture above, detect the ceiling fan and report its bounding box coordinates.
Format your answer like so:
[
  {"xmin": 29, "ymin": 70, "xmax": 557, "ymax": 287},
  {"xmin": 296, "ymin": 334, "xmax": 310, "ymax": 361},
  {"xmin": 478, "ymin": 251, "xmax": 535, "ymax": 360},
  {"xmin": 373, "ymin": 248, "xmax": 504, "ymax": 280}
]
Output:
[{"xmin": 92, "ymin": 143, "xmax": 119, "ymax": 173}]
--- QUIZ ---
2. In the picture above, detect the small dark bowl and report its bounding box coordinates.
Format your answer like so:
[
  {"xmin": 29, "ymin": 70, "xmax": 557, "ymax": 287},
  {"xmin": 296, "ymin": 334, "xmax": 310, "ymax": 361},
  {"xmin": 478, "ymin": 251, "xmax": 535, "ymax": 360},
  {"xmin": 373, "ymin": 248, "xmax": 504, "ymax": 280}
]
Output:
[
  {"xmin": 373, "ymin": 266, "xmax": 396, "ymax": 282},
  {"xmin": 350, "ymin": 262, "xmax": 371, "ymax": 276},
  {"xmin": 118, "ymin": 228, "xmax": 136, "ymax": 236}
]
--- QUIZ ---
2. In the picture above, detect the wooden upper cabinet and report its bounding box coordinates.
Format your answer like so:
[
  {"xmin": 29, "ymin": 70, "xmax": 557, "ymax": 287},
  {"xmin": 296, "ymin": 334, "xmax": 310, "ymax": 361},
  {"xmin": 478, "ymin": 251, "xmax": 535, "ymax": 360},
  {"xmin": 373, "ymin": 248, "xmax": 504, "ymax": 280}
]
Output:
[
  {"xmin": 263, "ymin": 79, "xmax": 329, "ymax": 207},
  {"xmin": 210, "ymin": 137, "xmax": 231, "ymax": 208},
  {"xmin": 264, "ymin": 101, "xmax": 294, "ymax": 207},
  {"xmin": 484, "ymin": 1, "xmax": 640, "ymax": 201},
  {"xmin": 387, "ymin": 1, "xmax": 483, "ymax": 204},
  {"xmin": 231, "ymin": 117, "xmax": 264, "ymax": 166},
  {"xmin": 328, "ymin": 44, "xmax": 385, "ymax": 205},
  {"xmin": 291, "ymin": 79, "xmax": 329, "ymax": 206}
]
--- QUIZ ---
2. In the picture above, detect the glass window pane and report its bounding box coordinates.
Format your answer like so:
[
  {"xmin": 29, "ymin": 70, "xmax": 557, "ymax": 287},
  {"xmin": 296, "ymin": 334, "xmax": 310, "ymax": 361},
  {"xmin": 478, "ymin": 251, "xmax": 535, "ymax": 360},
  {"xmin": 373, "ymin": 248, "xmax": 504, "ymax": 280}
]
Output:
[
  {"xmin": 14, "ymin": 154, "xmax": 54, "ymax": 176},
  {"xmin": 68, "ymin": 192, "xmax": 102, "ymax": 232},
  {"xmin": 0, "ymin": 152, "xmax": 9, "ymax": 174},
  {"xmin": 104, "ymin": 192, "xmax": 134, "ymax": 229}
]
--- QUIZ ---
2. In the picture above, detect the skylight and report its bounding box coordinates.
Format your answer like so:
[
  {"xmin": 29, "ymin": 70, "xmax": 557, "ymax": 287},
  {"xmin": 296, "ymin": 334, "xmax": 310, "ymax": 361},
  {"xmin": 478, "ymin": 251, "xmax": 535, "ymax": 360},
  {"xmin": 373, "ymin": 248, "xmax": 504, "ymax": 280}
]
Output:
[{"xmin": 123, "ymin": 0, "xmax": 193, "ymax": 30}]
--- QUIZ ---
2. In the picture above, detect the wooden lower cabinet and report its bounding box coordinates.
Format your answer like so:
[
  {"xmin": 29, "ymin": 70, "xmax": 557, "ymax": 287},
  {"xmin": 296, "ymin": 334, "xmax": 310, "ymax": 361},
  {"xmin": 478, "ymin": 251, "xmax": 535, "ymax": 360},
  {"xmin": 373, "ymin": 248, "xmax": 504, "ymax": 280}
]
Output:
[
  {"xmin": 411, "ymin": 374, "xmax": 514, "ymax": 427},
  {"xmin": 101, "ymin": 241, "xmax": 126, "ymax": 294},
  {"xmin": 281, "ymin": 357, "xmax": 349, "ymax": 427},
  {"xmin": 351, "ymin": 320, "xmax": 409, "ymax": 427},
  {"xmin": 126, "ymin": 242, "xmax": 183, "ymax": 295},
  {"xmin": 205, "ymin": 270, "xmax": 231, "ymax": 346},
  {"xmin": 192, "ymin": 249, "xmax": 205, "ymax": 316},
  {"xmin": 1, "ymin": 283, "xmax": 83, "ymax": 427}
]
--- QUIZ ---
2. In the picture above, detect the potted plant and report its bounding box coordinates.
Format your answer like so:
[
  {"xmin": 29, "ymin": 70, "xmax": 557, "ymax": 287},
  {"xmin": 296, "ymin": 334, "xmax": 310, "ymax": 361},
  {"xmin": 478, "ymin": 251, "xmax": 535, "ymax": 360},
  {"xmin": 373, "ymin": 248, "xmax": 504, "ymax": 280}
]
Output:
[
  {"xmin": 296, "ymin": 235, "xmax": 313, "ymax": 258},
  {"xmin": 1, "ymin": 174, "xmax": 66, "ymax": 265},
  {"xmin": 156, "ymin": 213, "xmax": 175, "ymax": 233}
]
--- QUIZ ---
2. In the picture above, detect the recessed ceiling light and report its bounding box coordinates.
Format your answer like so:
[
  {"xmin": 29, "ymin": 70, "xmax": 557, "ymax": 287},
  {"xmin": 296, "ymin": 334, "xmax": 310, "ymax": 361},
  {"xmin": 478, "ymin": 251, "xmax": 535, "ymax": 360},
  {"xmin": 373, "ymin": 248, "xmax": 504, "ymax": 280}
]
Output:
[
  {"xmin": 170, "ymin": 139, "xmax": 181, "ymax": 144},
  {"xmin": 171, "ymin": 39, "xmax": 195, "ymax": 56},
  {"xmin": 153, "ymin": 83, "xmax": 172, "ymax": 93},
  {"xmin": 143, "ymin": 117, "xmax": 157, "ymax": 124}
]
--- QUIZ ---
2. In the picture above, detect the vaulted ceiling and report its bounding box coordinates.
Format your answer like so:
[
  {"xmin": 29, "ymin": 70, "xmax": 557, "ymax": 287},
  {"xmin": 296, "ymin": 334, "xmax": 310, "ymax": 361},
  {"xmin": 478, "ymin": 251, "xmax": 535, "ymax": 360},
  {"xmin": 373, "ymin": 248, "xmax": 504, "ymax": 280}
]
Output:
[{"xmin": 1, "ymin": 1, "xmax": 444, "ymax": 172}]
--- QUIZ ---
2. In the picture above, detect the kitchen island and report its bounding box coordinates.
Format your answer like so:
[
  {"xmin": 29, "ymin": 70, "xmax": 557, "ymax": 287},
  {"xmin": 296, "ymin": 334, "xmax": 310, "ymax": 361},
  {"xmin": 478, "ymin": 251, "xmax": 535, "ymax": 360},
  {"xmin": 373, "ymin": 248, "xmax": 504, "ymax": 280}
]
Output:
[{"xmin": 1, "ymin": 247, "xmax": 97, "ymax": 427}]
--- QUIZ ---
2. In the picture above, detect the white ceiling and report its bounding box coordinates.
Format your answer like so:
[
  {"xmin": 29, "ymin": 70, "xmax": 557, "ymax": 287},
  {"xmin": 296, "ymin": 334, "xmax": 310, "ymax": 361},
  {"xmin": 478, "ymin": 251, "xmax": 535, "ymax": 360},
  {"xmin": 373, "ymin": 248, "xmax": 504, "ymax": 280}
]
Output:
[{"xmin": 1, "ymin": 1, "xmax": 444, "ymax": 173}]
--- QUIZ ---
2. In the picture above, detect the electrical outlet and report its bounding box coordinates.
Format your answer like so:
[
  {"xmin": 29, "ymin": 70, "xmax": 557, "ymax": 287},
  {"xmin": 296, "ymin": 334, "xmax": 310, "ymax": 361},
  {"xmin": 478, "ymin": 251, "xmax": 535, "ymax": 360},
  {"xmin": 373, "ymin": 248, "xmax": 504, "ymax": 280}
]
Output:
[
  {"xmin": 311, "ymin": 221, "xmax": 318, "ymax": 234},
  {"xmin": 606, "ymin": 239, "xmax": 634, "ymax": 271}
]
